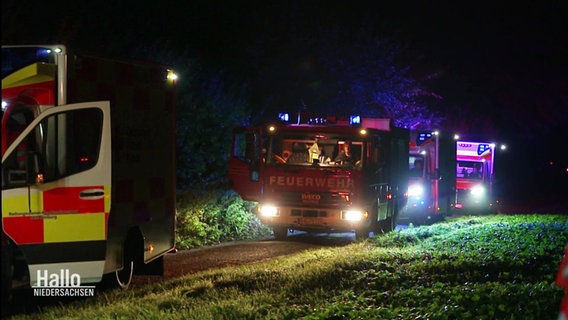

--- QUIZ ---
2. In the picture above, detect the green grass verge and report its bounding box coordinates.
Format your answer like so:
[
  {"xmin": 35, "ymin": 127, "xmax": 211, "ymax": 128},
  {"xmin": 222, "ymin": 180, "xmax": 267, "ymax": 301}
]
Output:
[{"xmin": 9, "ymin": 214, "xmax": 568, "ymax": 319}]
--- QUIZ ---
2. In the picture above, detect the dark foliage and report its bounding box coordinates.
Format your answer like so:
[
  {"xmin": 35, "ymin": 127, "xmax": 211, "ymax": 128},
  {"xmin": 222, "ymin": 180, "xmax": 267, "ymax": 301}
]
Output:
[{"xmin": 175, "ymin": 189, "xmax": 271, "ymax": 249}]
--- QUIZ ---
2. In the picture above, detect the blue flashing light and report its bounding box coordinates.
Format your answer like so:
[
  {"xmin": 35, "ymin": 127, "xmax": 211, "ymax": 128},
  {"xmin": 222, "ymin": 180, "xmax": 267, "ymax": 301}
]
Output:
[
  {"xmin": 38, "ymin": 48, "xmax": 56, "ymax": 59},
  {"xmin": 416, "ymin": 132, "xmax": 433, "ymax": 146},
  {"xmin": 278, "ymin": 113, "xmax": 290, "ymax": 122},
  {"xmin": 309, "ymin": 116, "xmax": 326, "ymax": 124},
  {"xmin": 350, "ymin": 115, "xmax": 361, "ymax": 125}
]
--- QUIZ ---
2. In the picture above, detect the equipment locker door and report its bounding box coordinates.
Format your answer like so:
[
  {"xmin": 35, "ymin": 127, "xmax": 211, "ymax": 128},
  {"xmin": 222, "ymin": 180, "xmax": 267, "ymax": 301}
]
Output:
[
  {"xmin": 228, "ymin": 127, "xmax": 263, "ymax": 201},
  {"xmin": 2, "ymin": 101, "xmax": 111, "ymax": 286}
]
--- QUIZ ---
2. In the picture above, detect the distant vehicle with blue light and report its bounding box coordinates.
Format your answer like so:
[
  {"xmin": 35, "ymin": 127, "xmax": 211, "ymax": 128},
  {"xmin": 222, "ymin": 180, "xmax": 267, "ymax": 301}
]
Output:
[
  {"xmin": 454, "ymin": 140, "xmax": 496, "ymax": 212},
  {"xmin": 400, "ymin": 131, "xmax": 456, "ymax": 224},
  {"xmin": 228, "ymin": 113, "xmax": 409, "ymax": 239}
]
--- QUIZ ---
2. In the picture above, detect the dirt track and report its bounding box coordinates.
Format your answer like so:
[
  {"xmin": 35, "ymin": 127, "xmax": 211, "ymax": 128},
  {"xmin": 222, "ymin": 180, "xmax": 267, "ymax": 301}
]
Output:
[
  {"xmin": 131, "ymin": 232, "xmax": 355, "ymax": 287},
  {"xmin": 164, "ymin": 240, "xmax": 324, "ymax": 277}
]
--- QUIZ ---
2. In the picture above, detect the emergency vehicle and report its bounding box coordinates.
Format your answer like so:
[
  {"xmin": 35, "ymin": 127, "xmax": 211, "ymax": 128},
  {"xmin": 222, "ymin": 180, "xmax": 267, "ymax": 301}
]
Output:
[
  {"xmin": 400, "ymin": 131, "xmax": 456, "ymax": 224},
  {"xmin": 1, "ymin": 45, "xmax": 176, "ymax": 307},
  {"xmin": 454, "ymin": 140, "xmax": 496, "ymax": 211},
  {"xmin": 228, "ymin": 113, "xmax": 409, "ymax": 240}
]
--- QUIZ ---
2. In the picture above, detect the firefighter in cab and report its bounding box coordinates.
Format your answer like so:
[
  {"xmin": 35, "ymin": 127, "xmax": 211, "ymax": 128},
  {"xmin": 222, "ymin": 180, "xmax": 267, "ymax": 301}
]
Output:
[{"xmin": 335, "ymin": 142, "xmax": 353, "ymax": 164}]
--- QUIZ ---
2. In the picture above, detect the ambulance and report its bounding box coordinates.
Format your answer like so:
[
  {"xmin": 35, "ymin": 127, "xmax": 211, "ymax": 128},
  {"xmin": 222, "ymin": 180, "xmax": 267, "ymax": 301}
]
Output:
[
  {"xmin": 455, "ymin": 140, "xmax": 496, "ymax": 211},
  {"xmin": 228, "ymin": 113, "xmax": 408, "ymax": 240},
  {"xmin": 1, "ymin": 45, "xmax": 176, "ymax": 309}
]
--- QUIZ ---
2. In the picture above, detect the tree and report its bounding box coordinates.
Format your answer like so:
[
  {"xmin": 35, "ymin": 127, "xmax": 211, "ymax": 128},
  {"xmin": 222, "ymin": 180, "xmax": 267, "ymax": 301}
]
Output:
[
  {"xmin": 176, "ymin": 66, "xmax": 251, "ymax": 191},
  {"xmin": 248, "ymin": 25, "xmax": 444, "ymax": 129},
  {"xmin": 318, "ymin": 28, "xmax": 443, "ymax": 129}
]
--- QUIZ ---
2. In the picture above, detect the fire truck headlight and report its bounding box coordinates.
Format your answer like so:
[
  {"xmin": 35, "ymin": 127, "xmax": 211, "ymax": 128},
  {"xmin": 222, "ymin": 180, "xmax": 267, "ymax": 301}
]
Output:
[
  {"xmin": 259, "ymin": 205, "xmax": 279, "ymax": 217},
  {"xmin": 408, "ymin": 184, "xmax": 424, "ymax": 197},
  {"xmin": 342, "ymin": 210, "xmax": 366, "ymax": 222},
  {"xmin": 470, "ymin": 185, "xmax": 485, "ymax": 197}
]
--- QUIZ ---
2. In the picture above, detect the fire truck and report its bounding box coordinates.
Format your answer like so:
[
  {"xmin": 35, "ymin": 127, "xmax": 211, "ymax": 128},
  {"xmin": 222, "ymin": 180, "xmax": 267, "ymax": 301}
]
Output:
[
  {"xmin": 454, "ymin": 140, "xmax": 496, "ymax": 211},
  {"xmin": 1, "ymin": 45, "xmax": 176, "ymax": 307},
  {"xmin": 400, "ymin": 131, "xmax": 456, "ymax": 224},
  {"xmin": 228, "ymin": 113, "xmax": 409, "ymax": 240}
]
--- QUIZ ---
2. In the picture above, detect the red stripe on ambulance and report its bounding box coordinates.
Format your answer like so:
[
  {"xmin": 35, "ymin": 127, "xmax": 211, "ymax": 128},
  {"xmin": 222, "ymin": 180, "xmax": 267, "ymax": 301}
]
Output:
[
  {"xmin": 43, "ymin": 186, "xmax": 105, "ymax": 213},
  {"xmin": 3, "ymin": 217, "xmax": 44, "ymax": 244}
]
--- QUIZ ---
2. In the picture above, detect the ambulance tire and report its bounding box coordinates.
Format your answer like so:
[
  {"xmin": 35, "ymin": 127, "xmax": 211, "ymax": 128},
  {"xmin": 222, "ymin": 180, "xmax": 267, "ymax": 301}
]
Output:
[
  {"xmin": 1, "ymin": 244, "xmax": 13, "ymax": 317},
  {"xmin": 272, "ymin": 226, "xmax": 288, "ymax": 240}
]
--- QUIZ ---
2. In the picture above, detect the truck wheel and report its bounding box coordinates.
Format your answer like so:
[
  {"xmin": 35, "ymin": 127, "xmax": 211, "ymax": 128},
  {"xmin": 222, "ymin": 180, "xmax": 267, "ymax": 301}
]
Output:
[
  {"xmin": 428, "ymin": 213, "xmax": 445, "ymax": 224},
  {"xmin": 272, "ymin": 226, "xmax": 288, "ymax": 240},
  {"xmin": 377, "ymin": 216, "xmax": 394, "ymax": 233},
  {"xmin": 378, "ymin": 206, "xmax": 398, "ymax": 233},
  {"xmin": 355, "ymin": 228, "xmax": 370, "ymax": 240}
]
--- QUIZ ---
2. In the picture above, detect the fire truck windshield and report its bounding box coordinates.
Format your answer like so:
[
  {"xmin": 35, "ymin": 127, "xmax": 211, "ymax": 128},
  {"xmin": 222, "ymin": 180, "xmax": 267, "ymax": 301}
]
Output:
[
  {"xmin": 409, "ymin": 155, "xmax": 424, "ymax": 178},
  {"xmin": 268, "ymin": 133, "xmax": 363, "ymax": 169}
]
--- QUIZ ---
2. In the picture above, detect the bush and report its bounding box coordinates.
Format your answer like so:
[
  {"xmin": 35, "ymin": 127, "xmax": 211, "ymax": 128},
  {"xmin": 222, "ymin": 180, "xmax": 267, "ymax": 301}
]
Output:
[{"xmin": 175, "ymin": 189, "xmax": 271, "ymax": 249}]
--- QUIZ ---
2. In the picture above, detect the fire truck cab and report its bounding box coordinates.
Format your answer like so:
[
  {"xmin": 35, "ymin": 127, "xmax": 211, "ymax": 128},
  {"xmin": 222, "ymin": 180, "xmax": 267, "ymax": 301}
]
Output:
[
  {"xmin": 400, "ymin": 131, "xmax": 456, "ymax": 224},
  {"xmin": 229, "ymin": 114, "xmax": 408, "ymax": 239}
]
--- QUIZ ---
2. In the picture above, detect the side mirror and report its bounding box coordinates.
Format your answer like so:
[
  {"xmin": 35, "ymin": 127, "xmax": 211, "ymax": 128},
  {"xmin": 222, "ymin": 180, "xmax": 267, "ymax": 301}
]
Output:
[{"xmin": 6, "ymin": 169, "xmax": 27, "ymax": 186}]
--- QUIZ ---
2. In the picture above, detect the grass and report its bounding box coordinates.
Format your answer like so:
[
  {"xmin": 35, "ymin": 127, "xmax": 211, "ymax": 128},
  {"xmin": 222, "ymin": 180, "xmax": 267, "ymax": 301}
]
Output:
[{"xmin": 8, "ymin": 214, "xmax": 568, "ymax": 319}]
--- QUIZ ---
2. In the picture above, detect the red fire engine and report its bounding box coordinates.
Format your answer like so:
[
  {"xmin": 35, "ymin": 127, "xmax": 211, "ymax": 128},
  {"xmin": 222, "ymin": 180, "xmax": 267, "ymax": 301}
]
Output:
[
  {"xmin": 2, "ymin": 45, "xmax": 176, "ymax": 310},
  {"xmin": 400, "ymin": 131, "xmax": 456, "ymax": 224},
  {"xmin": 228, "ymin": 113, "xmax": 409, "ymax": 239}
]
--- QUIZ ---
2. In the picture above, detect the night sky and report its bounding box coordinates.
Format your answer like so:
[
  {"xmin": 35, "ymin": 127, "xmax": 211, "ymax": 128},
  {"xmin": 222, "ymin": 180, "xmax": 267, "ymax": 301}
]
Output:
[{"xmin": 3, "ymin": 0, "xmax": 567, "ymax": 211}]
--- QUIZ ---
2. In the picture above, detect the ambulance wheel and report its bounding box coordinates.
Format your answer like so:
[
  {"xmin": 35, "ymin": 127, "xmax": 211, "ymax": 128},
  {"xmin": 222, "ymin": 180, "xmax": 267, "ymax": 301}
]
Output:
[{"xmin": 272, "ymin": 226, "xmax": 288, "ymax": 240}]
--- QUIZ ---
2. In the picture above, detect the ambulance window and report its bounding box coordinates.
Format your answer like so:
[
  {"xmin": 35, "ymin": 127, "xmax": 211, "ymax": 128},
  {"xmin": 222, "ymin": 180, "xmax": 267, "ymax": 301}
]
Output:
[
  {"xmin": 2, "ymin": 108, "xmax": 102, "ymax": 189},
  {"xmin": 41, "ymin": 108, "xmax": 103, "ymax": 181},
  {"xmin": 2, "ymin": 108, "xmax": 35, "ymax": 152},
  {"xmin": 1, "ymin": 125, "xmax": 39, "ymax": 189}
]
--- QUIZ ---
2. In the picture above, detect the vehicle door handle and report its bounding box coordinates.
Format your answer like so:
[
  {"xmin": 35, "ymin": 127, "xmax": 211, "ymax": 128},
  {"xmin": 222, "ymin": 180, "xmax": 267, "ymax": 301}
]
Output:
[{"xmin": 79, "ymin": 189, "xmax": 105, "ymax": 200}]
